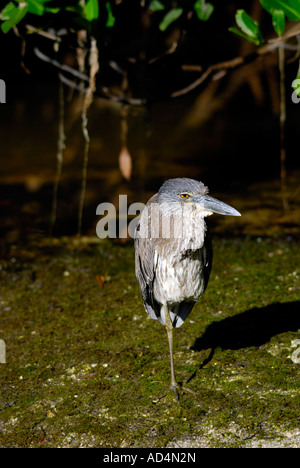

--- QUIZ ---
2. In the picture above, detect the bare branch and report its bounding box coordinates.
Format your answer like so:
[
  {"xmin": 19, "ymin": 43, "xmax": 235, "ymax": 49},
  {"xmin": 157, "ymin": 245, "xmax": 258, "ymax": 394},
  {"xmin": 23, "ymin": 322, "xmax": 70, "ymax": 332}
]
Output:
[
  {"xmin": 171, "ymin": 23, "xmax": 300, "ymax": 98},
  {"xmin": 77, "ymin": 37, "xmax": 99, "ymax": 236},
  {"xmin": 34, "ymin": 47, "xmax": 89, "ymax": 81},
  {"xmin": 35, "ymin": 22, "xmax": 300, "ymax": 104},
  {"xmin": 26, "ymin": 25, "xmax": 64, "ymax": 42}
]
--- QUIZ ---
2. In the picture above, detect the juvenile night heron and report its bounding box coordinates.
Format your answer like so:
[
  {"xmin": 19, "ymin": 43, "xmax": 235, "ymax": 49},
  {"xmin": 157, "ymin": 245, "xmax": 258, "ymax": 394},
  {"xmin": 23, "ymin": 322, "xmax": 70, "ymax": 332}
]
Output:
[{"xmin": 134, "ymin": 178, "xmax": 241, "ymax": 400}]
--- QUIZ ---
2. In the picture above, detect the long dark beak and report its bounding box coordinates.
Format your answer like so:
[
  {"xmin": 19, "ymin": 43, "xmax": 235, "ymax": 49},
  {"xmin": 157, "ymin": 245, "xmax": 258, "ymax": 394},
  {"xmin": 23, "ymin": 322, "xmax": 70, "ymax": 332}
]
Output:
[{"xmin": 193, "ymin": 195, "xmax": 241, "ymax": 216}]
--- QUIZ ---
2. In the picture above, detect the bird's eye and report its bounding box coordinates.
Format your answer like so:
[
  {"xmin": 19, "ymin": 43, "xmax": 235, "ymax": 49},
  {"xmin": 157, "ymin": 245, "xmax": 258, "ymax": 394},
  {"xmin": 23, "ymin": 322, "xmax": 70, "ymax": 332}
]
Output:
[{"xmin": 180, "ymin": 193, "xmax": 190, "ymax": 199}]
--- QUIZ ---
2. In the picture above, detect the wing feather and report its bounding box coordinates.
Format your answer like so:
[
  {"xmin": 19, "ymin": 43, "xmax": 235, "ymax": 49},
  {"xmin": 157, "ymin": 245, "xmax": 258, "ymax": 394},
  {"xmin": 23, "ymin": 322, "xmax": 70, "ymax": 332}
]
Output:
[
  {"xmin": 135, "ymin": 230, "xmax": 161, "ymax": 321},
  {"xmin": 134, "ymin": 194, "xmax": 161, "ymax": 322}
]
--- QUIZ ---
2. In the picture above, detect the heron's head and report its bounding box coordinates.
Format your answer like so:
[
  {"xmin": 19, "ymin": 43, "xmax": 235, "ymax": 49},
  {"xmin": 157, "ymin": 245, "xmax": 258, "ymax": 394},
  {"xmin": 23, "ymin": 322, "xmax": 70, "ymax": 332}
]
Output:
[{"xmin": 157, "ymin": 178, "xmax": 241, "ymax": 217}]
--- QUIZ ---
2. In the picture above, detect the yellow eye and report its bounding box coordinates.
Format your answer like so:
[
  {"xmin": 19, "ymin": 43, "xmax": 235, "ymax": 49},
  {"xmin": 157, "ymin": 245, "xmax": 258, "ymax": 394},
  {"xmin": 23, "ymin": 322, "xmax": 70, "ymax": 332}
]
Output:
[{"xmin": 180, "ymin": 193, "xmax": 190, "ymax": 199}]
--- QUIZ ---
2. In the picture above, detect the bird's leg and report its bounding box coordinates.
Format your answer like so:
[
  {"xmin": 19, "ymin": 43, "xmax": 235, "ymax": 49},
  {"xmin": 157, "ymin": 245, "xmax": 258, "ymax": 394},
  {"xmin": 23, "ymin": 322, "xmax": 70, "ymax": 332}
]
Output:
[{"xmin": 163, "ymin": 305, "xmax": 179, "ymax": 401}]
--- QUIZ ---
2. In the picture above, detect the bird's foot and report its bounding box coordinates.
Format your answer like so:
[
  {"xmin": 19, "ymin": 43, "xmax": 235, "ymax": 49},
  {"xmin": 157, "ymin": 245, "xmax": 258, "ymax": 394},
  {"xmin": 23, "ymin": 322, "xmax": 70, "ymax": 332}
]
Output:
[
  {"xmin": 170, "ymin": 383, "xmax": 180, "ymax": 402},
  {"xmin": 170, "ymin": 382, "xmax": 198, "ymax": 402},
  {"xmin": 153, "ymin": 383, "xmax": 198, "ymax": 404},
  {"xmin": 181, "ymin": 385, "xmax": 198, "ymax": 396}
]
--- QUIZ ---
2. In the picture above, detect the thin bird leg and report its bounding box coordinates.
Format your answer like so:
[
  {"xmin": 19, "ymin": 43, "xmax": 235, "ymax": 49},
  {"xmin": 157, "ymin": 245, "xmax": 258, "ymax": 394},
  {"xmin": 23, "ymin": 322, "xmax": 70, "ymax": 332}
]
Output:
[{"xmin": 163, "ymin": 305, "xmax": 179, "ymax": 401}]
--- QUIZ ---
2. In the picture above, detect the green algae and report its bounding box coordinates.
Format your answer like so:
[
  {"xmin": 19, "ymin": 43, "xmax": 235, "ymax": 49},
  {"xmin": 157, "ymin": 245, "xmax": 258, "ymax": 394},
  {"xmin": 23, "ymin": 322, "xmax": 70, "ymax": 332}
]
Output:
[{"xmin": 0, "ymin": 235, "xmax": 299, "ymax": 448}]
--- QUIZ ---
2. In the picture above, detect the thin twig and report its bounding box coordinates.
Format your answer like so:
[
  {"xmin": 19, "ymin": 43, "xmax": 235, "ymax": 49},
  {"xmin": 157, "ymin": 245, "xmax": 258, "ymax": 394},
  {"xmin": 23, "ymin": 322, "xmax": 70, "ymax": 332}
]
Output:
[
  {"xmin": 57, "ymin": 72, "xmax": 146, "ymax": 105},
  {"xmin": 34, "ymin": 47, "xmax": 89, "ymax": 81},
  {"xmin": 172, "ymin": 23, "xmax": 300, "ymax": 98},
  {"xmin": 77, "ymin": 110, "xmax": 90, "ymax": 236},
  {"xmin": 26, "ymin": 24, "xmax": 64, "ymax": 42},
  {"xmin": 50, "ymin": 80, "xmax": 65, "ymax": 235},
  {"xmin": 58, "ymin": 73, "xmax": 87, "ymax": 92},
  {"xmin": 172, "ymin": 57, "xmax": 244, "ymax": 98},
  {"xmin": 278, "ymin": 44, "xmax": 289, "ymax": 211},
  {"xmin": 77, "ymin": 37, "xmax": 99, "ymax": 236}
]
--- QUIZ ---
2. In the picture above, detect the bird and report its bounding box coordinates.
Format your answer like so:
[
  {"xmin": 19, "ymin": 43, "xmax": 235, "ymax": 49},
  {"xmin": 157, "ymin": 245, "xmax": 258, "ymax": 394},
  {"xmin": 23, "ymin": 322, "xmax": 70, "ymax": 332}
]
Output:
[{"xmin": 134, "ymin": 178, "xmax": 241, "ymax": 401}]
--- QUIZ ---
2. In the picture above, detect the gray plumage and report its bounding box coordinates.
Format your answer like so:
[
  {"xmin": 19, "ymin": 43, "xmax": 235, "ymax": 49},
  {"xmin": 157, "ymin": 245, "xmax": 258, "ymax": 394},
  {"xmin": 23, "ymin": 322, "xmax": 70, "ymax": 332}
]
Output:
[{"xmin": 134, "ymin": 178, "xmax": 240, "ymax": 399}]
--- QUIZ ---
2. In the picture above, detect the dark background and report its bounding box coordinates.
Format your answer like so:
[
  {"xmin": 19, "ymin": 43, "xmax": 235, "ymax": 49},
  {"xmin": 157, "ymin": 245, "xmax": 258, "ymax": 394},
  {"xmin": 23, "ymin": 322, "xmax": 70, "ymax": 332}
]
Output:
[{"xmin": 0, "ymin": 0, "xmax": 299, "ymax": 246}]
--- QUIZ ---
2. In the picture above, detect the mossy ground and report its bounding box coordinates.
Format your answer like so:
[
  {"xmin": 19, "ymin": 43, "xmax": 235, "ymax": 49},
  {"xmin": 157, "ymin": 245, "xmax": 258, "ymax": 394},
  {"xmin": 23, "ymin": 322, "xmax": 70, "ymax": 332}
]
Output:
[{"xmin": 0, "ymin": 235, "xmax": 299, "ymax": 447}]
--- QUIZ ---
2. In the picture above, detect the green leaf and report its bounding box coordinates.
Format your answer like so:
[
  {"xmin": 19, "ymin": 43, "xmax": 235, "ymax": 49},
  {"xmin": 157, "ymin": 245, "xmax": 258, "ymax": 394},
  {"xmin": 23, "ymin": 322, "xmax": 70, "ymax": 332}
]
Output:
[
  {"xmin": 149, "ymin": 0, "xmax": 165, "ymax": 12},
  {"xmin": 260, "ymin": 0, "xmax": 300, "ymax": 21},
  {"xmin": 159, "ymin": 7, "xmax": 183, "ymax": 31},
  {"xmin": 236, "ymin": 9, "xmax": 263, "ymax": 44},
  {"xmin": 83, "ymin": 0, "xmax": 99, "ymax": 21},
  {"xmin": 272, "ymin": 9, "xmax": 285, "ymax": 36},
  {"xmin": 45, "ymin": 7, "xmax": 60, "ymax": 14},
  {"xmin": 194, "ymin": 0, "xmax": 214, "ymax": 21},
  {"xmin": 27, "ymin": 0, "xmax": 47, "ymax": 16},
  {"xmin": 0, "ymin": 2, "xmax": 28, "ymax": 33},
  {"xmin": 105, "ymin": 2, "xmax": 115, "ymax": 28},
  {"xmin": 229, "ymin": 26, "xmax": 261, "ymax": 45},
  {"xmin": 0, "ymin": 2, "xmax": 16, "ymax": 20}
]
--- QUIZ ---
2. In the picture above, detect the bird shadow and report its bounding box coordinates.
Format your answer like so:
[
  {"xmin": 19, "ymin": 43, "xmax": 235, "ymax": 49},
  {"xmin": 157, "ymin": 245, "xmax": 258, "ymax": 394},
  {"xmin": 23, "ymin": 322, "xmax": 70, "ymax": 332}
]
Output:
[{"xmin": 187, "ymin": 300, "xmax": 300, "ymax": 382}]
